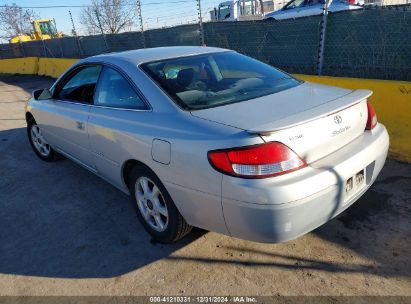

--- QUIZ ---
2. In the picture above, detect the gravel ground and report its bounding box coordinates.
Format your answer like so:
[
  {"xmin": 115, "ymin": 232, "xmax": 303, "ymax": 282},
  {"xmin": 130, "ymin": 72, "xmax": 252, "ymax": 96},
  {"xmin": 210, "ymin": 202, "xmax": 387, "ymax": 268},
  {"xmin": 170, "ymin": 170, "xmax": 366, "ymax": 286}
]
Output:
[{"xmin": 0, "ymin": 75, "xmax": 410, "ymax": 296}]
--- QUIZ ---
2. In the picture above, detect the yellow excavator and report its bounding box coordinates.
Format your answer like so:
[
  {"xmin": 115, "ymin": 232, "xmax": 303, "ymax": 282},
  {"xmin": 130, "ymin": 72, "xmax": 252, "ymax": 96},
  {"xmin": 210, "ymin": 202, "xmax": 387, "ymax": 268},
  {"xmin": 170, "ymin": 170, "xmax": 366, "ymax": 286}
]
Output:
[{"xmin": 10, "ymin": 19, "xmax": 64, "ymax": 43}]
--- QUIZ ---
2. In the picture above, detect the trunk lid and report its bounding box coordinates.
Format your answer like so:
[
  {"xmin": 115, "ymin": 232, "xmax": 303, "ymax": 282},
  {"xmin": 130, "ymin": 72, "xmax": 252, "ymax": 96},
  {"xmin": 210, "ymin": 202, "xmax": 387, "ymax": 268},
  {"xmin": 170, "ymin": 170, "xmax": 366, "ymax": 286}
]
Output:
[{"xmin": 191, "ymin": 82, "xmax": 371, "ymax": 163}]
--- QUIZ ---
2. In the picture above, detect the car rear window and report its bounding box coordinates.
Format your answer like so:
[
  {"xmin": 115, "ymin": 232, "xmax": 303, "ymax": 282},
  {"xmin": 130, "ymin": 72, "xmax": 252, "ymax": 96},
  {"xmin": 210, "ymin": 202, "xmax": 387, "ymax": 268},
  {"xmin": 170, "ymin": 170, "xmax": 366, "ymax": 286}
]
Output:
[{"xmin": 141, "ymin": 51, "xmax": 301, "ymax": 110}]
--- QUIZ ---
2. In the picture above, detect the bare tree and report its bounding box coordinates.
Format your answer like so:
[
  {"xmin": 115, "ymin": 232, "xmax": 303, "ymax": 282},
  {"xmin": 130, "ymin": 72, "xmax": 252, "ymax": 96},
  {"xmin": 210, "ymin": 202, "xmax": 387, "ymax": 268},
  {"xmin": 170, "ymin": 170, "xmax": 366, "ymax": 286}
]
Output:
[
  {"xmin": 0, "ymin": 3, "xmax": 38, "ymax": 37},
  {"xmin": 80, "ymin": 0, "xmax": 137, "ymax": 35}
]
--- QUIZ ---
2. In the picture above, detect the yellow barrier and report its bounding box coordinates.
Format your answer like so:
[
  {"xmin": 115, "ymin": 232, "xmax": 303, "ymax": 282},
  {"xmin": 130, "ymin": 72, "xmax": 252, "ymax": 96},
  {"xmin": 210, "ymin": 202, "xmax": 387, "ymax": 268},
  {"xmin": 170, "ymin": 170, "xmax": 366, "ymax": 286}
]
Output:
[
  {"xmin": 0, "ymin": 57, "xmax": 410, "ymax": 163},
  {"xmin": 38, "ymin": 58, "xmax": 78, "ymax": 78},
  {"xmin": 0, "ymin": 57, "xmax": 78, "ymax": 78},
  {"xmin": 296, "ymin": 75, "xmax": 411, "ymax": 163},
  {"xmin": 0, "ymin": 57, "xmax": 38, "ymax": 75}
]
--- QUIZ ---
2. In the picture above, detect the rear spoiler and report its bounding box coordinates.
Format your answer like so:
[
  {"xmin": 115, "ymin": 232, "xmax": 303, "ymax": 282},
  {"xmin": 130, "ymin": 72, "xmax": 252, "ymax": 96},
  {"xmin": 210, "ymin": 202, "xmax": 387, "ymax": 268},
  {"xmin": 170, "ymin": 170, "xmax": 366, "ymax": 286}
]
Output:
[{"xmin": 247, "ymin": 89, "xmax": 372, "ymax": 135}]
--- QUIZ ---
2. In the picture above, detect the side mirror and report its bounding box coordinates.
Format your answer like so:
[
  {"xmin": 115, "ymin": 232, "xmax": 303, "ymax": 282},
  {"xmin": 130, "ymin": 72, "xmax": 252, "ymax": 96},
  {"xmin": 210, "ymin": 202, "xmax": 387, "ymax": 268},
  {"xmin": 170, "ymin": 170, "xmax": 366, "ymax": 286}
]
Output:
[{"xmin": 32, "ymin": 88, "xmax": 52, "ymax": 100}]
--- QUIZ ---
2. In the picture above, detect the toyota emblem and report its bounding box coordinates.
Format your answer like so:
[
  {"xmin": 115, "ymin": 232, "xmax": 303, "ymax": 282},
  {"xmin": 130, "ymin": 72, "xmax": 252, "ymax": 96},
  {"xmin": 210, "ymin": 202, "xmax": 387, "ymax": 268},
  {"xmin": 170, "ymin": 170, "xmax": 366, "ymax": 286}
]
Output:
[{"xmin": 334, "ymin": 115, "xmax": 342, "ymax": 124}]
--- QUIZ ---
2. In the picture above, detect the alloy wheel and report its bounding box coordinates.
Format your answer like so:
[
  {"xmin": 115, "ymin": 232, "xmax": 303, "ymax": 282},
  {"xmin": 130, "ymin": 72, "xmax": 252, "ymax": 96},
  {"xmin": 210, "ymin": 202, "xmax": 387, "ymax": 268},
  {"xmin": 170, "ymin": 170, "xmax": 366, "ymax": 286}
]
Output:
[
  {"xmin": 30, "ymin": 125, "xmax": 51, "ymax": 157},
  {"xmin": 135, "ymin": 176, "xmax": 169, "ymax": 232}
]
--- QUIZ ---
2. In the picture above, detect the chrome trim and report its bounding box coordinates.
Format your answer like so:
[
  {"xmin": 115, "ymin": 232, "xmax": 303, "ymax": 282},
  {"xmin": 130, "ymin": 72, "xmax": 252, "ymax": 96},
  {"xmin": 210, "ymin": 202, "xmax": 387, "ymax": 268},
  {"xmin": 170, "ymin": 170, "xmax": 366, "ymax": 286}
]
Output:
[
  {"xmin": 94, "ymin": 104, "xmax": 153, "ymax": 112},
  {"xmin": 51, "ymin": 99, "xmax": 152, "ymax": 113}
]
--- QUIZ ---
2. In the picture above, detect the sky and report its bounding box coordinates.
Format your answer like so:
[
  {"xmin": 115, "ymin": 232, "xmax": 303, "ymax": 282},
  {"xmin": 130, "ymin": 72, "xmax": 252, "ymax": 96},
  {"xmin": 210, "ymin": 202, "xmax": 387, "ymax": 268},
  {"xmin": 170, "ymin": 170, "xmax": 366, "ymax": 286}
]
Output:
[{"xmin": 0, "ymin": 0, "xmax": 223, "ymax": 38}]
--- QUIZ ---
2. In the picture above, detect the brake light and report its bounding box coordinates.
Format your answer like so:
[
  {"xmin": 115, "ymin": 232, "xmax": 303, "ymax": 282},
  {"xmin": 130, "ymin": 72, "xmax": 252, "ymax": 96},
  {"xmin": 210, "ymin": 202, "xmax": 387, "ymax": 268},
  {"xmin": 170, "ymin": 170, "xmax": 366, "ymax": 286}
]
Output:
[
  {"xmin": 365, "ymin": 100, "xmax": 377, "ymax": 130},
  {"xmin": 348, "ymin": 0, "xmax": 356, "ymax": 4},
  {"xmin": 208, "ymin": 142, "xmax": 307, "ymax": 178}
]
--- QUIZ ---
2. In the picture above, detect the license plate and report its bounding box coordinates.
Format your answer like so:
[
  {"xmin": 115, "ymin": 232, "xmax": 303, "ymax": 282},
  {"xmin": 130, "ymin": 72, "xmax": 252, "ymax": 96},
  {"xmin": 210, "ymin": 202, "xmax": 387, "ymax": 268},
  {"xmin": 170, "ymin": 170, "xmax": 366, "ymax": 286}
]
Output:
[{"xmin": 345, "ymin": 169, "xmax": 365, "ymax": 201}]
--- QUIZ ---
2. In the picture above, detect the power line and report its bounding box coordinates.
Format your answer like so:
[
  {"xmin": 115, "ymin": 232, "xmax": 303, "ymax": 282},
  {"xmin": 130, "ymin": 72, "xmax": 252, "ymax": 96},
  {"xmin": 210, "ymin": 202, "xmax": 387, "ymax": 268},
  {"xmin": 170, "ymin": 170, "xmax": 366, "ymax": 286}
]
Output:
[{"xmin": 0, "ymin": 1, "xmax": 195, "ymax": 9}]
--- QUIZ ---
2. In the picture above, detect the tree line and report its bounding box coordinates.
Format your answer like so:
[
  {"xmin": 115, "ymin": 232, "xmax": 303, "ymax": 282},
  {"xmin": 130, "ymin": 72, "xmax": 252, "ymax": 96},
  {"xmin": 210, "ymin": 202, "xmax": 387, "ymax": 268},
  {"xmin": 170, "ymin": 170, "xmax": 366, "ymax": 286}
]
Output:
[{"xmin": 0, "ymin": 0, "xmax": 139, "ymax": 40}]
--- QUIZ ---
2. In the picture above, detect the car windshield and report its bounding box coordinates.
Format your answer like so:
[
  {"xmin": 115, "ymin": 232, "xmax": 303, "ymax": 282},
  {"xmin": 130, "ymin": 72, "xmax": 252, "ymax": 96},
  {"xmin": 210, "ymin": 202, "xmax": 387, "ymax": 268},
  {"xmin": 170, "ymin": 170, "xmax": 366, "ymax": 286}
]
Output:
[
  {"xmin": 141, "ymin": 52, "xmax": 301, "ymax": 110},
  {"xmin": 218, "ymin": 4, "xmax": 231, "ymax": 19}
]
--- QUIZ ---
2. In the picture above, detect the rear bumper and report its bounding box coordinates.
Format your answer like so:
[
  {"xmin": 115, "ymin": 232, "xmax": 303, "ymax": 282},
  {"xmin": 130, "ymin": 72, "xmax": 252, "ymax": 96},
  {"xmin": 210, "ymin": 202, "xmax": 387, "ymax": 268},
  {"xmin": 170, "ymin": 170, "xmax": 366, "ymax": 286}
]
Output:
[{"xmin": 222, "ymin": 124, "xmax": 389, "ymax": 243}]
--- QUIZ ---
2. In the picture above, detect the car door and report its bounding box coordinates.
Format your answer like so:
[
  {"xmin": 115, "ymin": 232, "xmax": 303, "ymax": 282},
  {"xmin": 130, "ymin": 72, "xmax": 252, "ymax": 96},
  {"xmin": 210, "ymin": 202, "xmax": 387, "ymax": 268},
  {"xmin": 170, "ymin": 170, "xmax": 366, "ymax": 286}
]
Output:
[
  {"xmin": 40, "ymin": 65, "xmax": 102, "ymax": 169},
  {"xmin": 275, "ymin": 0, "xmax": 322, "ymax": 19},
  {"xmin": 88, "ymin": 66, "xmax": 151, "ymax": 189}
]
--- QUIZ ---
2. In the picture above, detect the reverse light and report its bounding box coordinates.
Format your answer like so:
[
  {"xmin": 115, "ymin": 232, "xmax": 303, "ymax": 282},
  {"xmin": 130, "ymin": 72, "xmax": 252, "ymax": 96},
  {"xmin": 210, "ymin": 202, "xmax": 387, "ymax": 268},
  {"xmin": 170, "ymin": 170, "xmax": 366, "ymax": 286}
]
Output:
[
  {"xmin": 365, "ymin": 100, "xmax": 377, "ymax": 130},
  {"xmin": 208, "ymin": 142, "xmax": 307, "ymax": 179}
]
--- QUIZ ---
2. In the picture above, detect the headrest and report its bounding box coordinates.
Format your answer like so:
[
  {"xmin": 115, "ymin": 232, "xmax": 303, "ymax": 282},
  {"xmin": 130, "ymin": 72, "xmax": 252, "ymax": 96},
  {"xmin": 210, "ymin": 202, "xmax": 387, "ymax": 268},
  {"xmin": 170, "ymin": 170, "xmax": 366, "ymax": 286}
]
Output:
[{"xmin": 176, "ymin": 68, "xmax": 194, "ymax": 89}]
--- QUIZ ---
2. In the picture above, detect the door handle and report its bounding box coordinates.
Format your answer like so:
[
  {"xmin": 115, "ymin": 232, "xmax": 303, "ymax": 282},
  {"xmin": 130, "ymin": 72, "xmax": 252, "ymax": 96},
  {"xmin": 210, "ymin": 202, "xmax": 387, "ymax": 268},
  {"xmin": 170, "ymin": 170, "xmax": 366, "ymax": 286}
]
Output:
[{"xmin": 76, "ymin": 121, "xmax": 85, "ymax": 130}]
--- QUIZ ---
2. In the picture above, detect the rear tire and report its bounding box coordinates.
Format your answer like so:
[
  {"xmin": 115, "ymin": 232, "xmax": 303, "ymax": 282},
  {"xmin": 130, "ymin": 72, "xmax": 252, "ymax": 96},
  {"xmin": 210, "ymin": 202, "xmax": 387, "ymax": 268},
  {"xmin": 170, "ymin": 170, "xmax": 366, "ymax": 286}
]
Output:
[
  {"xmin": 129, "ymin": 165, "xmax": 192, "ymax": 243},
  {"xmin": 27, "ymin": 118, "xmax": 57, "ymax": 162}
]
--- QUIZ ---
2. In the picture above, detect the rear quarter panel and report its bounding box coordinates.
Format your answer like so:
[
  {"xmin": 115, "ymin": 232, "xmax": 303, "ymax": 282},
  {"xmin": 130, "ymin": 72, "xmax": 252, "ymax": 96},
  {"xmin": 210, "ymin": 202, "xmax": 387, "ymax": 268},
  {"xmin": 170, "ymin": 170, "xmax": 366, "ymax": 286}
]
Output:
[{"xmin": 87, "ymin": 104, "xmax": 262, "ymax": 233}]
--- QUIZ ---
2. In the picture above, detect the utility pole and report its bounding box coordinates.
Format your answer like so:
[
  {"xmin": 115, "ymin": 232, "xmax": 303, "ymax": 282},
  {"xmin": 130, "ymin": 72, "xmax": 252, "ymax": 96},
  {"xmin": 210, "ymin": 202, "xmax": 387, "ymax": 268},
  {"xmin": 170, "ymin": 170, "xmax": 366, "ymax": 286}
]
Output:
[
  {"xmin": 197, "ymin": 0, "xmax": 205, "ymax": 45},
  {"xmin": 94, "ymin": 9, "xmax": 109, "ymax": 52},
  {"xmin": 41, "ymin": 37, "xmax": 47, "ymax": 57},
  {"xmin": 69, "ymin": 10, "xmax": 77, "ymax": 36},
  {"xmin": 19, "ymin": 41, "xmax": 26, "ymax": 57},
  {"xmin": 136, "ymin": 0, "xmax": 146, "ymax": 48},
  {"xmin": 69, "ymin": 10, "xmax": 83, "ymax": 57},
  {"xmin": 317, "ymin": 0, "xmax": 329, "ymax": 76},
  {"xmin": 17, "ymin": 9, "xmax": 26, "ymax": 58}
]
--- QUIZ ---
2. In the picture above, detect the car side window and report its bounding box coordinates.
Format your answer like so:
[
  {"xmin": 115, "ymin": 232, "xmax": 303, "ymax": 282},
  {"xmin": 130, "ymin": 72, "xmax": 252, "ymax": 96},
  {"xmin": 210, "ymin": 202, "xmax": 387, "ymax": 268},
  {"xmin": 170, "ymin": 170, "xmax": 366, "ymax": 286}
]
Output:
[
  {"xmin": 94, "ymin": 67, "xmax": 146, "ymax": 110},
  {"xmin": 283, "ymin": 0, "xmax": 307, "ymax": 9},
  {"xmin": 57, "ymin": 65, "xmax": 101, "ymax": 104}
]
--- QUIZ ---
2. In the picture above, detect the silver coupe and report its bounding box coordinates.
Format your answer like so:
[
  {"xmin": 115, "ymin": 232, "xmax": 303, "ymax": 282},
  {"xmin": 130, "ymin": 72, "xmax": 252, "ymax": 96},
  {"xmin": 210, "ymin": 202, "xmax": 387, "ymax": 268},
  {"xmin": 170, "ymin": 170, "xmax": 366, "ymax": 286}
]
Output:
[{"xmin": 26, "ymin": 46, "xmax": 389, "ymax": 243}]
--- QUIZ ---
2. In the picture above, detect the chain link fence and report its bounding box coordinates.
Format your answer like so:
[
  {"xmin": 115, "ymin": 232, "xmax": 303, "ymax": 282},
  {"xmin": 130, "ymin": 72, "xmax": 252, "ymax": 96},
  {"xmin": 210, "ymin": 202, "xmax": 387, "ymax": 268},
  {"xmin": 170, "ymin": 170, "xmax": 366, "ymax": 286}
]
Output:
[
  {"xmin": 0, "ymin": 3, "xmax": 410, "ymax": 80},
  {"xmin": 323, "ymin": 7, "xmax": 411, "ymax": 80},
  {"xmin": 204, "ymin": 16, "xmax": 322, "ymax": 75}
]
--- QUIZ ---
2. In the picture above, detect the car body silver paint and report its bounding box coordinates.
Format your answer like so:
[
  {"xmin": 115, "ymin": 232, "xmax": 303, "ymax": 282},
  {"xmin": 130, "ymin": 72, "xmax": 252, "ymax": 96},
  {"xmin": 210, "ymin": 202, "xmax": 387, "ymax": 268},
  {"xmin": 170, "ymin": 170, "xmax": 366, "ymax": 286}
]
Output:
[
  {"xmin": 26, "ymin": 46, "xmax": 389, "ymax": 242},
  {"xmin": 264, "ymin": 0, "xmax": 364, "ymax": 20},
  {"xmin": 152, "ymin": 139, "xmax": 171, "ymax": 165}
]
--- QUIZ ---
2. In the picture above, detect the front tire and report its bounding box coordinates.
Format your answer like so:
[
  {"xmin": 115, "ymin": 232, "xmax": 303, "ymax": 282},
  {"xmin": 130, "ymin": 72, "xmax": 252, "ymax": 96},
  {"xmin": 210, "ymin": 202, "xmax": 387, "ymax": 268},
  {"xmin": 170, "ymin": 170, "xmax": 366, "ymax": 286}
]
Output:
[
  {"xmin": 129, "ymin": 166, "xmax": 192, "ymax": 243},
  {"xmin": 27, "ymin": 118, "xmax": 57, "ymax": 162}
]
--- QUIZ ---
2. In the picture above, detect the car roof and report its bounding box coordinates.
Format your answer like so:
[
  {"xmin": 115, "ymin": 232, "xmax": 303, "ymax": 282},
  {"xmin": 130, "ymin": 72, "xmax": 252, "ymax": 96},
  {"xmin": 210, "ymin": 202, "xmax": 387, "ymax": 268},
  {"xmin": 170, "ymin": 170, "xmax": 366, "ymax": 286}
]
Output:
[{"xmin": 81, "ymin": 46, "xmax": 230, "ymax": 66}]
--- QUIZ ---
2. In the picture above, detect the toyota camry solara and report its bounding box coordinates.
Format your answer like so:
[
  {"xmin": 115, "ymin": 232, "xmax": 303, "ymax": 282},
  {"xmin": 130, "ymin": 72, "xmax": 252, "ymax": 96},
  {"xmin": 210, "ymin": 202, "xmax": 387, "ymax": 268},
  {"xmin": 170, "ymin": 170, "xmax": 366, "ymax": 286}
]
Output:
[{"xmin": 26, "ymin": 46, "xmax": 389, "ymax": 243}]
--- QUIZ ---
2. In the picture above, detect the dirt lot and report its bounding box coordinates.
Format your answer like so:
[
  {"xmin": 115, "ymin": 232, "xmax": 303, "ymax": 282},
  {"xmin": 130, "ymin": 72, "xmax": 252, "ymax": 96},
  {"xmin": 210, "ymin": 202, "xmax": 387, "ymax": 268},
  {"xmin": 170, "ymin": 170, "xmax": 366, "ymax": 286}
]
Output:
[{"xmin": 0, "ymin": 75, "xmax": 410, "ymax": 296}]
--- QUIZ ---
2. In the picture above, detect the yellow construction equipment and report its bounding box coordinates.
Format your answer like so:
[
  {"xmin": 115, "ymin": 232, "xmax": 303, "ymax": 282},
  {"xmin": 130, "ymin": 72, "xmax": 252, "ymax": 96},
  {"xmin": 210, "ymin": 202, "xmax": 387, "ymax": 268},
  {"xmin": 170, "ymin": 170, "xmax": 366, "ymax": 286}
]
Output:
[{"xmin": 10, "ymin": 19, "xmax": 64, "ymax": 43}]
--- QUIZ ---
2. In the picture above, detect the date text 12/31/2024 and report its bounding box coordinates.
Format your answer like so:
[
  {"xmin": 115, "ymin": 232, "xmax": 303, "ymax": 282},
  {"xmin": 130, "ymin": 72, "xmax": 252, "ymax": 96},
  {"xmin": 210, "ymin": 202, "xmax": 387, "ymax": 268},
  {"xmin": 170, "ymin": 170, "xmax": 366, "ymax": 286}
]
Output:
[{"xmin": 149, "ymin": 296, "xmax": 257, "ymax": 303}]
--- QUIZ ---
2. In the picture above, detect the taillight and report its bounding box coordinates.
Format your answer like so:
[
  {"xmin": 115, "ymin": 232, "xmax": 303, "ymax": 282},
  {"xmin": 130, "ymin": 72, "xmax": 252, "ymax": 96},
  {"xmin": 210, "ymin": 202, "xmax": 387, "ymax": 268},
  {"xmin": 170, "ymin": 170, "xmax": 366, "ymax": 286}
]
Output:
[
  {"xmin": 208, "ymin": 142, "xmax": 307, "ymax": 179},
  {"xmin": 348, "ymin": 0, "xmax": 356, "ymax": 4},
  {"xmin": 365, "ymin": 100, "xmax": 377, "ymax": 130}
]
